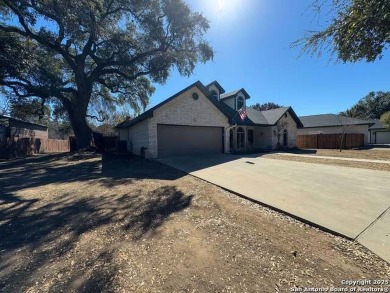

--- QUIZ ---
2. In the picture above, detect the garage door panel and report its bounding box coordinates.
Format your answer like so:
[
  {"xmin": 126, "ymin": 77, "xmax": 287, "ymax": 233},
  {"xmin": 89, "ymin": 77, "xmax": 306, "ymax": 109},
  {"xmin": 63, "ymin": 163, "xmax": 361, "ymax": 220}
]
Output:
[
  {"xmin": 376, "ymin": 131, "xmax": 390, "ymax": 144},
  {"xmin": 158, "ymin": 125, "xmax": 223, "ymax": 157}
]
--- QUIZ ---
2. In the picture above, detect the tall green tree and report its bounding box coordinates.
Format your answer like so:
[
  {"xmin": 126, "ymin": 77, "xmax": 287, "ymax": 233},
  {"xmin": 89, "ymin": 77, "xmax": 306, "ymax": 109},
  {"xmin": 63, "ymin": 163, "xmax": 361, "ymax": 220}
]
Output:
[
  {"xmin": 295, "ymin": 0, "xmax": 390, "ymax": 62},
  {"xmin": 381, "ymin": 111, "xmax": 390, "ymax": 129},
  {"xmin": 340, "ymin": 91, "xmax": 390, "ymax": 120},
  {"xmin": 0, "ymin": 0, "xmax": 213, "ymax": 149},
  {"xmin": 251, "ymin": 102, "xmax": 283, "ymax": 111}
]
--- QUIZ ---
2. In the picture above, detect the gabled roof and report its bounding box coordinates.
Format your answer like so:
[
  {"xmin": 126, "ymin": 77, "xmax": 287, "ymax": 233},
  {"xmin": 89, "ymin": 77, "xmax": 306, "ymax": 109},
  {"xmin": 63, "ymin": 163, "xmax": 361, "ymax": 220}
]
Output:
[
  {"xmin": 231, "ymin": 107, "xmax": 303, "ymax": 127},
  {"xmin": 220, "ymin": 88, "xmax": 250, "ymax": 100},
  {"xmin": 115, "ymin": 81, "xmax": 303, "ymax": 129},
  {"xmin": 115, "ymin": 81, "xmax": 233, "ymax": 129},
  {"xmin": 0, "ymin": 115, "xmax": 48, "ymax": 130},
  {"xmin": 262, "ymin": 107, "xmax": 303, "ymax": 127},
  {"xmin": 205, "ymin": 81, "xmax": 225, "ymax": 94},
  {"xmin": 299, "ymin": 114, "xmax": 374, "ymax": 128},
  {"xmin": 369, "ymin": 119, "xmax": 389, "ymax": 130}
]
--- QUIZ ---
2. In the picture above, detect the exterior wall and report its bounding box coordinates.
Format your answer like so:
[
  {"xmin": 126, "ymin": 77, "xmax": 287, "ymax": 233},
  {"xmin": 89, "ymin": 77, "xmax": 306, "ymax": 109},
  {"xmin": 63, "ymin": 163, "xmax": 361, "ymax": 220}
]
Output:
[
  {"xmin": 0, "ymin": 125, "xmax": 6, "ymax": 139},
  {"xmin": 222, "ymin": 97, "xmax": 236, "ymax": 110},
  {"xmin": 147, "ymin": 86, "xmax": 229, "ymax": 158},
  {"xmin": 271, "ymin": 112, "xmax": 298, "ymax": 148},
  {"xmin": 253, "ymin": 126, "xmax": 273, "ymax": 149},
  {"xmin": 127, "ymin": 119, "xmax": 149, "ymax": 155},
  {"xmin": 208, "ymin": 84, "xmax": 220, "ymax": 100},
  {"xmin": 369, "ymin": 129, "xmax": 390, "ymax": 144},
  {"xmin": 222, "ymin": 94, "xmax": 246, "ymax": 111},
  {"xmin": 4, "ymin": 119, "xmax": 49, "ymax": 139},
  {"xmin": 9, "ymin": 126, "xmax": 48, "ymax": 139},
  {"xmin": 297, "ymin": 124, "xmax": 370, "ymax": 144},
  {"xmin": 118, "ymin": 129, "xmax": 128, "ymax": 141}
]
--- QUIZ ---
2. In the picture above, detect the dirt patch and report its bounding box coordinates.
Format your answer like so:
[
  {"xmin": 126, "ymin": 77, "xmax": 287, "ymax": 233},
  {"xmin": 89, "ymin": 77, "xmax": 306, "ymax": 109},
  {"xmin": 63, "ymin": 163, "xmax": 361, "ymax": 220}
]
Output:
[
  {"xmin": 0, "ymin": 154, "xmax": 388, "ymax": 292},
  {"xmin": 298, "ymin": 148, "xmax": 390, "ymax": 161},
  {"xmin": 264, "ymin": 154, "xmax": 390, "ymax": 171}
]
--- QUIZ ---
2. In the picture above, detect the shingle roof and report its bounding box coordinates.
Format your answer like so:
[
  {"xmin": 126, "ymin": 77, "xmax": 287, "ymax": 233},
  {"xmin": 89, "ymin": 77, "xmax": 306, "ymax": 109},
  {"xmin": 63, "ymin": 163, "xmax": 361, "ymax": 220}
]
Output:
[
  {"xmin": 244, "ymin": 107, "xmax": 269, "ymax": 125},
  {"xmin": 369, "ymin": 119, "xmax": 388, "ymax": 130},
  {"xmin": 232, "ymin": 107, "xmax": 303, "ymax": 127},
  {"xmin": 115, "ymin": 81, "xmax": 303, "ymax": 129},
  {"xmin": 205, "ymin": 81, "xmax": 225, "ymax": 94},
  {"xmin": 0, "ymin": 115, "xmax": 48, "ymax": 129},
  {"xmin": 261, "ymin": 107, "xmax": 290, "ymax": 125},
  {"xmin": 299, "ymin": 114, "xmax": 373, "ymax": 128},
  {"xmin": 220, "ymin": 88, "xmax": 250, "ymax": 100},
  {"xmin": 115, "ymin": 81, "xmax": 235, "ymax": 129},
  {"xmin": 220, "ymin": 90, "xmax": 240, "ymax": 100}
]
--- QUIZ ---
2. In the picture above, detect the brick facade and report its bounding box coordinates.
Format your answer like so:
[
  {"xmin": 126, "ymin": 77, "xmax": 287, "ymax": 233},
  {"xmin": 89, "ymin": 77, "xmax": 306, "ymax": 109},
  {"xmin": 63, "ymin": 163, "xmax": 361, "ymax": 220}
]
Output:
[{"xmin": 147, "ymin": 86, "xmax": 229, "ymax": 158}]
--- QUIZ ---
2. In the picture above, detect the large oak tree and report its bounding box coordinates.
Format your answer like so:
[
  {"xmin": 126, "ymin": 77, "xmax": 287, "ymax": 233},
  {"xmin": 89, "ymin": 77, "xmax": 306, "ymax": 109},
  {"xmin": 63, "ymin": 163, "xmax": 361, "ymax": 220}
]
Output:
[
  {"xmin": 0, "ymin": 0, "xmax": 213, "ymax": 148},
  {"xmin": 340, "ymin": 91, "xmax": 390, "ymax": 119},
  {"xmin": 295, "ymin": 0, "xmax": 390, "ymax": 62}
]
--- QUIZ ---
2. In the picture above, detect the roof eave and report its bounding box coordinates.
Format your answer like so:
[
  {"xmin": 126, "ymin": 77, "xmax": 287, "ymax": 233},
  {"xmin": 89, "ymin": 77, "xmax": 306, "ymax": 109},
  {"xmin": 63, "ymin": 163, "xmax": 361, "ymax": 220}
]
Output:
[{"xmin": 206, "ymin": 81, "xmax": 226, "ymax": 94}]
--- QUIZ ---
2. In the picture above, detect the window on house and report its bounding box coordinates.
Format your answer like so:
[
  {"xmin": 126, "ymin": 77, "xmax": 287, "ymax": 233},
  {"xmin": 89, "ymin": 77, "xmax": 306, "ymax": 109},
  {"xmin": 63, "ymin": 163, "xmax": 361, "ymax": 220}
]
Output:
[
  {"xmin": 236, "ymin": 96, "xmax": 245, "ymax": 110},
  {"xmin": 210, "ymin": 90, "xmax": 219, "ymax": 100},
  {"xmin": 283, "ymin": 129, "xmax": 288, "ymax": 146},
  {"xmin": 248, "ymin": 129, "xmax": 254, "ymax": 144}
]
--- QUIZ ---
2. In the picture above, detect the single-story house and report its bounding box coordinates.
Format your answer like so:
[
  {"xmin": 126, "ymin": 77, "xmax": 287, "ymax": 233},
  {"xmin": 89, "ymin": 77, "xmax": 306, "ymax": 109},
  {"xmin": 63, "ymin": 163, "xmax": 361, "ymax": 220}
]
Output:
[
  {"xmin": 297, "ymin": 114, "xmax": 373, "ymax": 145},
  {"xmin": 368, "ymin": 120, "xmax": 390, "ymax": 144},
  {"xmin": 0, "ymin": 115, "xmax": 48, "ymax": 139},
  {"xmin": 116, "ymin": 81, "xmax": 303, "ymax": 158}
]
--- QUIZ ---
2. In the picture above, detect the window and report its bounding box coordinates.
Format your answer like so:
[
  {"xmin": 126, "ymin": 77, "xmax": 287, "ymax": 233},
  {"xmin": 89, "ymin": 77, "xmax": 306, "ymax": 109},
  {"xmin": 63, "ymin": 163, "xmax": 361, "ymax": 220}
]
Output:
[
  {"xmin": 210, "ymin": 90, "xmax": 219, "ymax": 100},
  {"xmin": 248, "ymin": 129, "xmax": 254, "ymax": 144},
  {"xmin": 237, "ymin": 127, "xmax": 245, "ymax": 149},
  {"xmin": 283, "ymin": 129, "xmax": 288, "ymax": 146},
  {"xmin": 236, "ymin": 96, "xmax": 245, "ymax": 110}
]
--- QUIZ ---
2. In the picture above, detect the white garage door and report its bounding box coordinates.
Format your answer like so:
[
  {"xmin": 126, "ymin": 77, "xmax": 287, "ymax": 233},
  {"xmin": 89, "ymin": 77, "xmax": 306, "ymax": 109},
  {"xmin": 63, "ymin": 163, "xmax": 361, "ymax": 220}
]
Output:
[
  {"xmin": 376, "ymin": 131, "xmax": 390, "ymax": 144},
  {"xmin": 157, "ymin": 124, "xmax": 224, "ymax": 158}
]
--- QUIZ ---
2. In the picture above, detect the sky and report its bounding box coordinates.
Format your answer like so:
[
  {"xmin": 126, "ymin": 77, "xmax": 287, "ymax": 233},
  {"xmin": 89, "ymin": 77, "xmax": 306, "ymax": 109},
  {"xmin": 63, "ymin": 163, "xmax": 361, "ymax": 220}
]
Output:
[{"xmin": 149, "ymin": 0, "xmax": 390, "ymax": 116}]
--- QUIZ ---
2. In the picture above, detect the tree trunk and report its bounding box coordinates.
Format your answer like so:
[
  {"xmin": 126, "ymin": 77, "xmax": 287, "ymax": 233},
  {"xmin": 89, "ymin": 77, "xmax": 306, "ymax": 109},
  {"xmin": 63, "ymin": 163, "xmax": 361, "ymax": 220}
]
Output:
[{"xmin": 66, "ymin": 98, "xmax": 93, "ymax": 150}]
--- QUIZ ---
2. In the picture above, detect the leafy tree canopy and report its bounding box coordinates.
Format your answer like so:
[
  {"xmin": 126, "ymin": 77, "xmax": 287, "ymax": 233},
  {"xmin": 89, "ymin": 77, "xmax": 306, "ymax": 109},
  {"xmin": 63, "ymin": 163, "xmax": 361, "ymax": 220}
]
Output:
[
  {"xmin": 381, "ymin": 111, "xmax": 390, "ymax": 129},
  {"xmin": 295, "ymin": 0, "xmax": 390, "ymax": 62},
  {"xmin": 340, "ymin": 91, "xmax": 390, "ymax": 120},
  {"xmin": 0, "ymin": 0, "xmax": 213, "ymax": 148},
  {"xmin": 251, "ymin": 102, "xmax": 283, "ymax": 111}
]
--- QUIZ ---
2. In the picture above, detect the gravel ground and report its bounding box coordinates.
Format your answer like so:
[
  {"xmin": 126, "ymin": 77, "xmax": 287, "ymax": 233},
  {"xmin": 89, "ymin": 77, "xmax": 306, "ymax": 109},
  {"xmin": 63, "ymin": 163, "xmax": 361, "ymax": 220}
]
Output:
[{"xmin": 0, "ymin": 153, "xmax": 388, "ymax": 293}]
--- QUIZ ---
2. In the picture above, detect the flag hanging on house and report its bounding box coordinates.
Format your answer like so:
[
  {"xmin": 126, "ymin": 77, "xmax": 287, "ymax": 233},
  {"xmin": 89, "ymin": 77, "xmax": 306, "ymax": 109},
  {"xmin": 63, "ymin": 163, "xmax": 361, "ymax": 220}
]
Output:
[{"xmin": 238, "ymin": 107, "xmax": 247, "ymax": 121}]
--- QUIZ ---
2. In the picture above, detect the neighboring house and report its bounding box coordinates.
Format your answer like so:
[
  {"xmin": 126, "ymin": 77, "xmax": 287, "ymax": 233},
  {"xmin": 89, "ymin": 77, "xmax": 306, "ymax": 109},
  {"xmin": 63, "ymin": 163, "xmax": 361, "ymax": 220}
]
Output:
[
  {"xmin": 0, "ymin": 115, "xmax": 48, "ymax": 139},
  {"xmin": 297, "ymin": 114, "xmax": 373, "ymax": 145},
  {"xmin": 115, "ymin": 81, "xmax": 303, "ymax": 158},
  {"xmin": 368, "ymin": 120, "xmax": 390, "ymax": 144}
]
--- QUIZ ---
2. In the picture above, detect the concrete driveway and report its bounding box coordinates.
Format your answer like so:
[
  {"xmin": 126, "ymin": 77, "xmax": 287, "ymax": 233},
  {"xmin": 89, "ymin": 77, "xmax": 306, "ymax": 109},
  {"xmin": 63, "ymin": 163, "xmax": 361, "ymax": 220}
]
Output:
[{"xmin": 157, "ymin": 154, "xmax": 390, "ymax": 262}]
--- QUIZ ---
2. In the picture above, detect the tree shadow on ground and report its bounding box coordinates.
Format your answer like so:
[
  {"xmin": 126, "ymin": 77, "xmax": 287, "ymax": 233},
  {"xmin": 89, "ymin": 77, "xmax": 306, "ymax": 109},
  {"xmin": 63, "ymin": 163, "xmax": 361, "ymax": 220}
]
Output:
[
  {"xmin": 0, "ymin": 153, "xmax": 192, "ymax": 292},
  {"xmin": 0, "ymin": 152, "xmax": 186, "ymax": 195}
]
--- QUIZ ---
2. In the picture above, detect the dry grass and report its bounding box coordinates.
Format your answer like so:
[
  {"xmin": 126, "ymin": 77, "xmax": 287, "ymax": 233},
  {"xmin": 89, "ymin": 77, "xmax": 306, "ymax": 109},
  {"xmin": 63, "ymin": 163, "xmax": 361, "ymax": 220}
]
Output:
[
  {"xmin": 0, "ymin": 153, "xmax": 388, "ymax": 292},
  {"xmin": 264, "ymin": 154, "xmax": 390, "ymax": 171},
  {"xmin": 312, "ymin": 148, "xmax": 390, "ymax": 161}
]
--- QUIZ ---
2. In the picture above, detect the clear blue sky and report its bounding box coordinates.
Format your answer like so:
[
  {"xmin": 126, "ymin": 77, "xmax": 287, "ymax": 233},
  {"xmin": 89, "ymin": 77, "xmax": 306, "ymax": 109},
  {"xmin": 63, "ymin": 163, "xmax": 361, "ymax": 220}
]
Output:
[{"xmin": 149, "ymin": 0, "xmax": 390, "ymax": 116}]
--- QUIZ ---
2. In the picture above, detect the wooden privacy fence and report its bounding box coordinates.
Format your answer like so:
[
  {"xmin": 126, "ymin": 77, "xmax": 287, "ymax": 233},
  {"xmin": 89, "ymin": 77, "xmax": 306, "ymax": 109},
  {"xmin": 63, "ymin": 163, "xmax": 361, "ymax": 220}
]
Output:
[
  {"xmin": 296, "ymin": 133, "xmax": 364, "ymax": 149},
  {"xmin": 69, "ymin": 135, "xmax": 118, "ymax": 152},
  {"xmin": 0, "ymin": 138, "xmax": 69, "ymax": 159}
]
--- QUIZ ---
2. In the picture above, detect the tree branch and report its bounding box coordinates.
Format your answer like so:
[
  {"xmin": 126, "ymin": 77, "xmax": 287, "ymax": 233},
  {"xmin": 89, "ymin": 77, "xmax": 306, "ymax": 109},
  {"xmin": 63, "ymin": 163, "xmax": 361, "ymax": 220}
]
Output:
[
  {"xmin": 86, "ymin": 114, "xmax": 105, "ymax": 122},
  {"xmin": 2, "ymin": 0, "xmax": 77, "ymax": 71}
]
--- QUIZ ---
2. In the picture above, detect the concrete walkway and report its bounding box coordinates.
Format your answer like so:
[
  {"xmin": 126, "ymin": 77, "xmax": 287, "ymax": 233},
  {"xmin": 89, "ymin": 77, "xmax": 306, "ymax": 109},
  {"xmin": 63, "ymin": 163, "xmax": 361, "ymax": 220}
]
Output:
[
  {"xmin": 157, "ymin": 154, "xmax": 390, "ymax": 263},
  {"xmin": 273, "ymin": 152, "xmax": 390, "ymax": 164}
]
